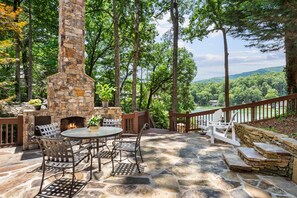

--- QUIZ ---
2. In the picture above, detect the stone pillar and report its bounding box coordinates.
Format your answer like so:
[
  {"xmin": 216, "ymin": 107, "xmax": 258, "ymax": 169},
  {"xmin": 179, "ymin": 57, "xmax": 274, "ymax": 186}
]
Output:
[
  {"xmin": 47, "ymin": 0, "xmax": 94, "ymax": 122},
  {"xmin": 58, "ymin": 0, "xmax": 85, "ymax": 74}
]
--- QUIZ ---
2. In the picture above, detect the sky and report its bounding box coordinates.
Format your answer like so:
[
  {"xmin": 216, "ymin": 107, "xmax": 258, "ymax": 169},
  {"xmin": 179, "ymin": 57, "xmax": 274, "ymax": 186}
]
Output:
[{"xmin": 155, "ymin": 14, "xmax": 285, "ymax": 81}]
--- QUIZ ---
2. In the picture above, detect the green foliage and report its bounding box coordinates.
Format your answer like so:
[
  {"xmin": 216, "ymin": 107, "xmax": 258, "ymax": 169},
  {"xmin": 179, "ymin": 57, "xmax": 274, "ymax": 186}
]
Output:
[
  {"xmin": 28, "ymin": 98, "xmax": 41, "ymax": 106},
  {"xmin": 87, "ymin": 115, "xmax": 102, "ymax": 127},
  {"xmin": 150, "ymin": 100, "xmax": 170, "ymax": 129},
  {"xmin": 95, "ymin": 84, "xmax": 115, "ymax": 102},
  {"xmin": 192, "ymin": 72, "xmax": 287, "ymax": 106}
]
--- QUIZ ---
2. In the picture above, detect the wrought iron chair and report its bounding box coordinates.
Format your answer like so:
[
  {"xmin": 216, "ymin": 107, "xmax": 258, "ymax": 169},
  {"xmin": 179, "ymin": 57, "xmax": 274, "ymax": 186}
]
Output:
[
  {"xmin": 94, "ymin": 118, "xmax": 122, "ymax": 172},
  {"xmin": 111, "ymin": 123, "xmax": 149, "ymax": 173},
  {"xmin": 36, "ymin": 137, "xmax": 92, "ymax": 197},
  {"xmin": 102, "ymin": 118, "xmax": 122, "ymax": 128},
  {"xmin": 36, "ymin": 123, "xmax": 61, "ymax": 138},
  {"xmin": 36, "ymin": 123, "xmax": 80, "ymax": 145}
]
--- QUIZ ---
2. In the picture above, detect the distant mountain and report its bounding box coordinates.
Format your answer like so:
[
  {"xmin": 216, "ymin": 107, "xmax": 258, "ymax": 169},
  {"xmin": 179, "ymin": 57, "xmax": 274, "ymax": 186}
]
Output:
[{"xmin": 196, "ymin": 66, "xmax": 285, "ymax": 83}]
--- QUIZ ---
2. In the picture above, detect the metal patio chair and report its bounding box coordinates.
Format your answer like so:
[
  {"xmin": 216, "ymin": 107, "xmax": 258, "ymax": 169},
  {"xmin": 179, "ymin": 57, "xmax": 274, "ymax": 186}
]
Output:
[
  {"xmin": 111, "ymin": 123, "xmax": 149, "ymax": 173},
  {"xmin": 36, "ymin": 137, "xmax": 92, "ymax": 197}
]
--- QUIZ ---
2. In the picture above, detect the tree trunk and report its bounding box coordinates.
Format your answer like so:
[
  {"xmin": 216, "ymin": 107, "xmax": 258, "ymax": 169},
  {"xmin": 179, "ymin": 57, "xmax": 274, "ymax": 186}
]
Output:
[
  {"xmin": 285, "ymin": 31, "xmax": 297, "ymax": 94},
  {"xmin": 132, "ymin": 0, "xmax": 140, "ymax": 112},
  {"xmin": 14, "ymin": 0, "xmax": 21, "ymax": 102},
  {"xmin": 139, "ymin": 66, "xmax": 143, "ymax": 109},
  {"xmin": 146, "ymin": 88, "xmax": 153, "ymax": 109},
  {"xmin": 27, "ymin": 0, "xmax": 33, "ymax": 100},
  {"xmin": 113, "ymin": 0, "xmax": 121, "ymax": 106},
  {"xmin": 222, "ymin": 29, "xmax": 230, "ymax": 109},
  {"xmin": 170, "ymin": 0, "xmax": 178, "ymax": 112},
  {"xmin": 222, "ymin": 28, "xmax": 230, "ymax": 120}
]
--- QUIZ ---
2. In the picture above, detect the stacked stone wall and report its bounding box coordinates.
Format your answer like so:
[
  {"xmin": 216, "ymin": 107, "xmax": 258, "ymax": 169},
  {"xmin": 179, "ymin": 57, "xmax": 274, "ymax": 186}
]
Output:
[{"xmin": 235, "ymin": 123, "xmax": 297, "ymax": 184}]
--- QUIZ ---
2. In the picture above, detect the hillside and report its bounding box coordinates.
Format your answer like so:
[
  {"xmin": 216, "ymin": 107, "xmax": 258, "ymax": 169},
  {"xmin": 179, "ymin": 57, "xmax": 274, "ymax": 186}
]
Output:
[{"xmin": 196, "ymin": 66, "xmax": 284, "ymax": 83}]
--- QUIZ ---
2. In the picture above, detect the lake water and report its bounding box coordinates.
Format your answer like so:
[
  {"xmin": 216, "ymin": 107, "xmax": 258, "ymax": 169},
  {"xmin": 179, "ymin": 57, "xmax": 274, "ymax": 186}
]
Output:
[{"xmin": 192, "ymin": 106, "xmax": 223, "ymax": 113}]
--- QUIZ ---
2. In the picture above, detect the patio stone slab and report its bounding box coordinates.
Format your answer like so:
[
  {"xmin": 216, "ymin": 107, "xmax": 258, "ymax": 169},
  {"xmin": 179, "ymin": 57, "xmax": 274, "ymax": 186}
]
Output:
[
  {"xmin": 229, "ymin": 188, "xmax": 252, "ymax": 198},
  {"xmin": 223, "ymin": 153, "xmax": 252, "ymax": 172},
  {"xmin": 262, "ymin": 176, "xmax": 297, "ymax": 197},
  {"xmin": 243, "ymin": 183, "xmax": 272, "ymax": 198},
  {"xmin": 152, "ymin": 174, "xmax": 179, "ymax": 193},
  {"xmin": 107, "ymin": 184, "xmax": 137, "ymax": 195},
  {"xmin": 180, "ymin": 187, "xmax": 229, "ymax": 198},
  {"xmin": 104, "ymin": 176, "xmax": 150, "ymax": 185},
  {"xmin": 1, "ymin": 129, "xmax": 297, "ymax": 198}
]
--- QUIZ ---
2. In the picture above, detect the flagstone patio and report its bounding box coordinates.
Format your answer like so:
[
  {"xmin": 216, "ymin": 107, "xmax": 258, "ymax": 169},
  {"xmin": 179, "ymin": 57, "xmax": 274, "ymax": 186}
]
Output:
[{"xmin": 0, "ymin": 129, "xmax": 297, "ymax": 198}]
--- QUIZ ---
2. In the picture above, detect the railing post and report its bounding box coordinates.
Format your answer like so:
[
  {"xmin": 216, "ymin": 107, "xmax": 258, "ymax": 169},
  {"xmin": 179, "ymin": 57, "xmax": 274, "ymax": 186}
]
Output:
[
  {"xmin": 145, "ymin": 110, "xmax": 150, "ymax": 125},
  {"xmin": 17, "ymin": 115, "xmax": 23, "ymax": 146},
  {"xmin": 133, "ymin": 111, "xmax": 139, "ymax": 133},
  {"xmin": 251, "ymin": 101, "xmax": 255, "ymax": 122},
  {"xmin": 169, "ymin": 111, "xmax": 173, "ymax": 131},
  {"xmin": 185, "ymin": 112, "xmax": 190, "ymax": 133},
  {"xmin": 121, "ymin": 114, "xmax": 126, "ymax": 133}
]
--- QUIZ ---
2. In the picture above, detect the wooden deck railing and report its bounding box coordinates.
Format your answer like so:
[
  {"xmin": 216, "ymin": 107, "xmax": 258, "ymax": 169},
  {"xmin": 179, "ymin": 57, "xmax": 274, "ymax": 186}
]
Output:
[
  {"xmin": 0, "ymin": 115, "xmax": 23, "ymax": 147},
  {"xmin": 122, "ymin": 110, "xmax": 150, "ymax": 133},
  {"xmin": 169, "ymin": 93, "xmax": 297, "ymax": 132}
]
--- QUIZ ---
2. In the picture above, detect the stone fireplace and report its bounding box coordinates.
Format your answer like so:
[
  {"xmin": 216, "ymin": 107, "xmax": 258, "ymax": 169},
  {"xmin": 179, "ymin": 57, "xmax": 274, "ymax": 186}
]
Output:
[
  {"xmin": 22, "ymin": 0, "xmax": 122, "ymax": 150},
  {"xmin": 60, "ymin": 116, "xmax": 85, "ymax": 132}
]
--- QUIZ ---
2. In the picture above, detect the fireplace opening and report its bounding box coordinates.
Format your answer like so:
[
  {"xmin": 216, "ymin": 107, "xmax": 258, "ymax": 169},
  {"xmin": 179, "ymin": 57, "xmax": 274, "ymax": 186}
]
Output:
[{"xmin": 60, "ymin": 116, "xmax": 85, "ymax": 131}]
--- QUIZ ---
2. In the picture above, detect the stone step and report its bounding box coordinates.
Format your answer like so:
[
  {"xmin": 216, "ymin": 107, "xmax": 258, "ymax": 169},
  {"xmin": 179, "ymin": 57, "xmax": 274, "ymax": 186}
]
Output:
[
  {"xmin": 253, "ymin": 142, "xmax": 291, "ymax": 159},
  {"xmin": 237, "ymin": 147, "xmax": 290, "ymax": 173},
  {"xmin": 222, "ymin": 153, "xmax": 252, "ymax": 172},
  {"xmin": 237, "ymin": 147, "xmax": 266, "ymax": 162}
]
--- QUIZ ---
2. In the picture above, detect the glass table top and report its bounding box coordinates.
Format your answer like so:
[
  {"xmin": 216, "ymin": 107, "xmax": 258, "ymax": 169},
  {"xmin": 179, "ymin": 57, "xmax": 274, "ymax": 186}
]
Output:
[{"xmin": 61, "ymin": 127, "xmax": 122, "ymax": 139}]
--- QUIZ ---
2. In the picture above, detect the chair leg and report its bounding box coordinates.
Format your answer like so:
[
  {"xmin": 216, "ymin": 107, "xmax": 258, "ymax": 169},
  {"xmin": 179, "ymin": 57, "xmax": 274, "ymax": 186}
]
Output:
[
  {"xmin": 39, "ymin": 162, "xmax": 46, "ymax": 194},
  {"xmin": 98, "ymin": 152, "xmax": 101, "ymax": 172},
  {"xmin": 90, "ymin": 151, "xmax": 93, "ymax": 180},
  {"xmin": 134, "ymin": 152, "xmax": 141, "ymax": 173},
  {"xmin": 139, "ymin": 146, "xmax": 144, "ymax": 162},
  {"xmin": 97, "ymin": 139, "xmax": 101, "ymax": 172},
  {"xmin": 69, "ymin": 167, "xmax": 75, "ymax": 197},
  {"xmin": 111, "ymin": 148, "xmax": 116, "ymax": 174}
]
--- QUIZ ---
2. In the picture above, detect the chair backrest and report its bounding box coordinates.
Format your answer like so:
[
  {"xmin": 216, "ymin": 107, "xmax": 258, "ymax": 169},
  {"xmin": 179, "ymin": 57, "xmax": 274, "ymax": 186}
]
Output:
[
  {"xmin": 37, "ymin": 137, "xmax": 73, "ymax": 163},
  {"xmin": 136, "ymin": 123, "xmax": 149, "ymax": 148},
  {"xmin": 36, "ymin": 123, "xmax": 61, "ymax": 138},
  {"xmin": 102, "ymin": 118, "xmax": 122, "ymax": 128},
  {"xmin": 222, "ymin": 111, "xmax": 238, "ymax": 135},
  {"xmin": 212, "ymin": 109, "xmax": 223, "ymax": 122}
]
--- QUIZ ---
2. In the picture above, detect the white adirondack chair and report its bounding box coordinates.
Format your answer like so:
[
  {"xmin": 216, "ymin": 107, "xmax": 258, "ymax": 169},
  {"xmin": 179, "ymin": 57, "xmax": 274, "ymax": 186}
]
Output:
[
  {"xmin": 208, "ymin": 111, "xmax": 240, "ymax": 146},
  {"xmin": 199, "ymin": 109, "xmax": 224, "ymax": 134}
]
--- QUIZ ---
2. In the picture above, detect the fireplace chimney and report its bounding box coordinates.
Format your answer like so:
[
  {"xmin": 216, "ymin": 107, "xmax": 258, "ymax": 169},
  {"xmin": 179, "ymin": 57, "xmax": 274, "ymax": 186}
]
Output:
[{"xmin": 47, "ymin": 0, "xmax": 94, "ymax": 122}]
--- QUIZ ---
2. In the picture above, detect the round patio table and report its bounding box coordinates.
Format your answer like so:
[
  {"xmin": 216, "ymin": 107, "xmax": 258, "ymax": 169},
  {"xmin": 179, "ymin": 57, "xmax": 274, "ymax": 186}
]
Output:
[
  {"xmin": 61, "ymin": 127, "xmax": 122, "ymax": 172},
  {"xmin": 61, "ymin": 127, "xmax": 122, "ymax": 139}
]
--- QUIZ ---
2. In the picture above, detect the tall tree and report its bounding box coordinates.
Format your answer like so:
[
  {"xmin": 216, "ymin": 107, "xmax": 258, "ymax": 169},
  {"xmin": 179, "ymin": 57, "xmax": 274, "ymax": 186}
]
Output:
[
  {"xmin": 170, "ymin": 0, "xmax": 178, "ymax": 112},
  {"xmin": 13, "ymin": 0, "xmax": 22, "ymax": 102},
  {"xmin": 113, "ymin": 0, "xmax": 121, "ymax": 106},
  {"xmin": 226, "ymin": 0, "xmax": 297, "ymax": 94},
  {"xmin": 27, "ymin": 0, "xmax": 33, "ymax": 100},
  {"xmin": 183, "ymin": 0, "xmax": 231, "ymax": 109},
  {"xmin": 131, "ymin": 0, "xmax": 140, "ymax": 112}
]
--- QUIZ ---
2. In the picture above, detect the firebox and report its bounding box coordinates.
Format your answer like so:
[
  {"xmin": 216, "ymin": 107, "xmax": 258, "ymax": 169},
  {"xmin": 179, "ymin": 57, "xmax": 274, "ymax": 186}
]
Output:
[{"xmin": 60, "ymin": 116, "xmax": 85, "ymax": 132}]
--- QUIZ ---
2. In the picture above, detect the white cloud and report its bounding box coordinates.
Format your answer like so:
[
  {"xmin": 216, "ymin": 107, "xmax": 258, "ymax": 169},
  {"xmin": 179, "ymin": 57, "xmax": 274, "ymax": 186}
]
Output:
[{"xmin": 155, "ymin": 14, "xmax": 285, "ymax": 82}]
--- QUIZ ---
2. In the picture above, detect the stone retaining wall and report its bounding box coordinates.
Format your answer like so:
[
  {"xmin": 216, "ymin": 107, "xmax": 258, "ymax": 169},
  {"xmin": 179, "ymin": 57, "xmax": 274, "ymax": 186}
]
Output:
[{"xmin": 235, "ymin": 123, "xmax": 297, "ymax": 184}]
